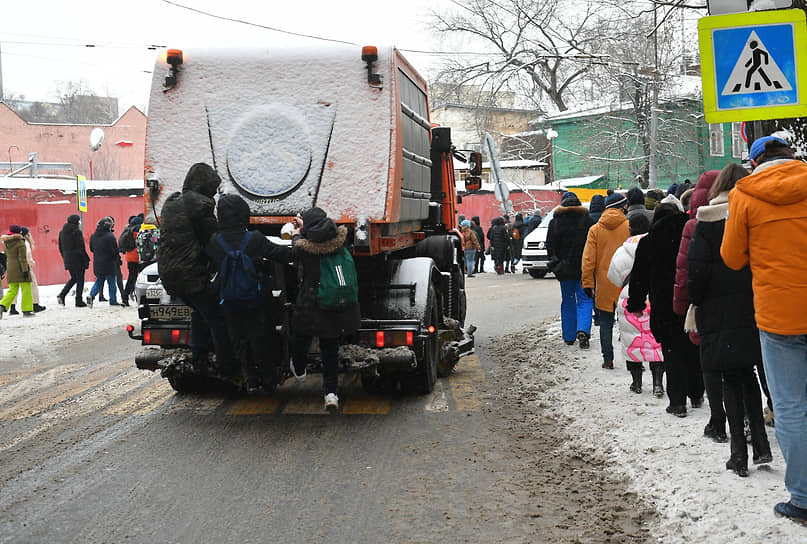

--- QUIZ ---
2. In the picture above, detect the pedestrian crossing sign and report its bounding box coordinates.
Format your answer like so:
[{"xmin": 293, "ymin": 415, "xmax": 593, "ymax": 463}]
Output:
[{"xmin": 699, "ymin": 9, "xmax": 807, "ymax": 123}]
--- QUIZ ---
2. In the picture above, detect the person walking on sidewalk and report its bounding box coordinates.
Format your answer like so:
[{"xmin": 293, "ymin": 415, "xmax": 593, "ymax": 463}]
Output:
[
  {"xmin": 547, "ymin": 192, "xmax": 595, "ymax": 348},
  {"xmin": 582, "ymin": 192, "xmax": 630, "ymax": 368},
  {"xmin": 86, "ymin": 217, "xmax": 120, "ymax": 306},
  {"xmin": 673, "ymin": 170, "xmax": 725, "ymax": 444},
  {"xmin": 120, "ymin": 215, "xmax": 144, "ymax": 306},
  {"xmin": 627, "ymin": 199, "xmax": 704, "ymax": 418},
  {"xmin": 57, "ymin": 214, "xmax": 90, "ymax": 308},
  {"xmin": 0, "ymin": 225, "xmax": 35, "ymax": 317},
  {"xmin": 471, "ymin": 216, "xmax": 486, "ymax": 273},
  {"xmin": 689, "ymin": 162, "xmax": 772, "ymax": 478},
  {"xmin": 461, "ymin": 219, "xmax": 480, "ymax": 277},
  {"xmin": 721, "ymin": 135, "xmax": 807, "ymax": 523},
  {"xmin": 7, "ymin": 227, "xmax": 46, "ymax": 314}
]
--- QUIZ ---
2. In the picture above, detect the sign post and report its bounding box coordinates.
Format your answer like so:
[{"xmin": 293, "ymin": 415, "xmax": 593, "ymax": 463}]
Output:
[
  {"xmin": 699, "ymin": 9, "xmax": 807, "ymax": 123},
  {"xmin": 77, "ymin": 174, "xmax": 87, "ymax": 231}
]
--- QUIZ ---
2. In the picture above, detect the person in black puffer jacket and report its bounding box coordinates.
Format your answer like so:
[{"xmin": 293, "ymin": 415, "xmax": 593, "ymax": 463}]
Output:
[
  {"xmin": 291, "ymin": 207, "xmax": 361, "ymax": 412},
  {"xmin": 160, "ymin": 162, "xmax": 232, "ymax": 367},
  {"xmin": 688, "ymin": 163, "xmax": 772, "ymax": 477},
  {"xmin": 87, "ymin": 217, "xmax": 120, "ymax": 306},
  {"xmin": 486, "ymin": 217, "xmax": 509, "ymax": 274},
  {"xmin": 57, "ymin": 214, "xmax": 90, "ymax": 307},
  {"xmin": 627, "ymin": 202, "xmax": 704, "ymax": 417},
  {"xmin": 547, "ymin": 192, "xmax": 596, "ymax": 346},
  {"xmin": 206, "ymin": 194, "xmax": 294, "ymax": 391}
]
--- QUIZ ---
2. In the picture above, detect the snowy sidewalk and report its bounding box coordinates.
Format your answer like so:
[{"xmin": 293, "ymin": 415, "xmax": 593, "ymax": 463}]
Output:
[
  {"xmin": 0, "ymin": 284, "xmax": 138, "ymax": 365},
  {"xmin": 526, "ymin": 320, "xmax": 804, "ymax": 543}
]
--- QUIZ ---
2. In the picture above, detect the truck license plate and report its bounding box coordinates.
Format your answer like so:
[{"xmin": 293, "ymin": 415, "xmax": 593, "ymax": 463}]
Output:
[
  {"xmin": 149, "ymin": 305, "xmax": 191, "ymax": 320},
  {"xmin": 146, "ymin": 287, "xmax": 164, "ymax": 298}
]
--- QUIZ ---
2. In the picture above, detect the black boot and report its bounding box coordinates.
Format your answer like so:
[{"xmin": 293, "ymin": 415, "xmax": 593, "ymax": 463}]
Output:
[
  {"xmin": 99, "ymin": 294, "xmax": 107, "ymax": 302},
  {"xmin": 627, "ymin": 361, "xmax": 643, "ymax": 393},
  {"xmin": 9, "ymin": 304, "xmax": 19, "ymax": 315},
  {"xmin": 650, "ymin": 362, "xmax": 665, "ymax": 398},
  {"xmin": 33, "ymin": 303, "xmax": 46, "ymax": 312}
]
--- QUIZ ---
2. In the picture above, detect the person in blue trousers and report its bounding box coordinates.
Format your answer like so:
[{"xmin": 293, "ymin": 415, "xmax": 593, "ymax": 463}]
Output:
[{"xmin": 547, "ymin": 192, "xmax": 595, "ymax": 348}]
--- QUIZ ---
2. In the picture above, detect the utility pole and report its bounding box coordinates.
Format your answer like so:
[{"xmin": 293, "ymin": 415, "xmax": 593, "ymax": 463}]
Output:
[{"xmin": 648, "ymin": 9, "xmax": 659, "ymax": 189}]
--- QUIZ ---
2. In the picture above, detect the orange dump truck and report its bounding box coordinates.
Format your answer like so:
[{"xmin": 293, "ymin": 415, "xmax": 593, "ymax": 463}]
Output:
[{"xmin": 130, "ymin": 45, "xmax": 475, "ymax": 394}]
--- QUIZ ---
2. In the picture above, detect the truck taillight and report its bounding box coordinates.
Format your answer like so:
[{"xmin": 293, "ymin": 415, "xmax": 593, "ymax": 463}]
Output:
[
  {"xmin": 143, "ymin": 329, "xmax": 189, "ymax": 346},
  {"xmin": 362, "ymin": 330, "xmax": 416, "ymax": 348},
  {"xmin": 376, "ymin": 331, "xmax": 385, "ymax": 348}
]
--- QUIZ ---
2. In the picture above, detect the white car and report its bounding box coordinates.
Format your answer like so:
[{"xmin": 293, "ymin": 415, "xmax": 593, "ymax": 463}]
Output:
[{"xmin": 521, "ymin": 210, "xmax": 554, "ymax": 279}]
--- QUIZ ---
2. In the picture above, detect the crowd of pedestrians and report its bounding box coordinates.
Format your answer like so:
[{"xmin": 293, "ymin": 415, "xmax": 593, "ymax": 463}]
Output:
[{"xmin": 543, "ymin": 134, "xmax": 807, "ymax": 525}]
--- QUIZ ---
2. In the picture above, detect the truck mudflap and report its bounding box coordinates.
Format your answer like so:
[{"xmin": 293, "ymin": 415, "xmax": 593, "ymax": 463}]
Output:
[
  {"xmin": 438, "ymin": 318, "xmax": 476, "ymax": 376},
  {"xmin": 337, "ymin": 345, "xmax": 417, "ymax": 372}
]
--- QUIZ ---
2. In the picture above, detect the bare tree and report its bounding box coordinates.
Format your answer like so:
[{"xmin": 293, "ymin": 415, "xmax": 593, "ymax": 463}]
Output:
[
  {"xmin": 55, "ymin": 80, "xmax": 118, "ymax": 124},
  {"xmin": 431, "ymin": 0, "xmax": 605, "ymax": 112}
]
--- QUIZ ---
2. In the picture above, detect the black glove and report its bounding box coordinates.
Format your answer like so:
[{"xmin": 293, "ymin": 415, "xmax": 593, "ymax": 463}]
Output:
[
  {"xmin": 22, "ymin": 271, "xmax": 30, "ymax": 280},
  {"xmin": 583, "ymin": 287, "xmax": 594, "ymax": 299}
]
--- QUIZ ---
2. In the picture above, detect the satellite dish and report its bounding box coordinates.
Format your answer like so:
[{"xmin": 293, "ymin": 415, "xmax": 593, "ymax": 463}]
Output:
[{"xmin": 90, "ymin": 128, "xmax": 105, "ymax": 151}]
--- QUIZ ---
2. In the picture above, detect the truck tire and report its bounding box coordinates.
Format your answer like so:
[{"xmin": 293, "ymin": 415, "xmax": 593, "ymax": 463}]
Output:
[
  {"xmin": 406, "ymin": 286, "xmax": 439, "ymax": 394},
  {"xmin": 528, "ymin": 269, "xmax": 548, "ymax": 279},
  {"xmin": 167, "ymin": 373, "xmax": 208, "ymax": 394}
]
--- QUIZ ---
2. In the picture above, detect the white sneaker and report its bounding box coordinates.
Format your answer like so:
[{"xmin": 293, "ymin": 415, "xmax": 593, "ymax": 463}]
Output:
[
  {"xmin": 324, "ymin": 393, "xmax": 339, "ymax": 412},
  {"xmin": 289, "ymin": 360, "xmax": 306, "ymax": 382}
]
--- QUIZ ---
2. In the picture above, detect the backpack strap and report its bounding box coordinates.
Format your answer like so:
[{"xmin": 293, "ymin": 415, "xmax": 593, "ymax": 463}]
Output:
[
  {"xmin": 216, "ymin": 233, "xmax": 234, "ymax": 256},
  {"xmin": 238, "ymin": 231, "xmax": 253, "ymax": 252}
]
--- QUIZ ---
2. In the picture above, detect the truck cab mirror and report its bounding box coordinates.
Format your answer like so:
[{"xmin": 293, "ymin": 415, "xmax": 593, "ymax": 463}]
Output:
[
  {"xmin": 468, "ymin": 152, "xmax": 482, "ymax": 176},
  {"xmin": 464, "ymin": 176, "xmax": 481, "ymax": 192},
  {"xmin": 457, "ymin": 194, "xmax": 463, "ymax": 204}
]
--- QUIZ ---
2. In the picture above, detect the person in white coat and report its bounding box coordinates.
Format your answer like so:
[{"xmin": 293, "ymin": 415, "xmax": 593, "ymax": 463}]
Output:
[{"xmin": 607, "ymin": 214, "xmax": 662, "ymax": 394}]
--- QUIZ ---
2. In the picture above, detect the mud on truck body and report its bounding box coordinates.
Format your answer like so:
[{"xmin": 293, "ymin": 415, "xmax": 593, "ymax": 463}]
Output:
[{"xmin": 129, "ymin": 45, "xmax": 475, "ymax": 394}]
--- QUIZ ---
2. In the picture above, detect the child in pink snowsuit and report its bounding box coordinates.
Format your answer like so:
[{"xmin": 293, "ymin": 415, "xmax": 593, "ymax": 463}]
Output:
[{"xmin": 607, "ymin": 215, "xmax": 664, "ymax": 395}]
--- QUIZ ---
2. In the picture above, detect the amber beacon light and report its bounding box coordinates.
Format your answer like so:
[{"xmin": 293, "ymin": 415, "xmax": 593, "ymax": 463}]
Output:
[
  {"xmin": 163, "ymin": 49, "xmax": 184, "ymax": 91},
  {"xmin": 361, "ymin": 46, "xmax": 382, "ymax": 86}
]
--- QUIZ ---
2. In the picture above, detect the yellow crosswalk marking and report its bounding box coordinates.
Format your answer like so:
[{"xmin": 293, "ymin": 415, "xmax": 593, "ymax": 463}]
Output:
[
  {"xmin": 0, "ymin": 360, "xmax": 132, "ymax": 421},
  {"xmin": 0, "ymin": 368, "xmax": 38, "ymax": 388},
  {"xmin": 227, "ymin": 396, "xmax": 281, "ymax": 415},
  {"xmin": 167, "ymin": 394, "xmax": 227, "ymax": 415},
  {"xmin": 106, "ymin": 379, "xmax": 175, "ymax": 415},
  {"xmin": 448, "ymin": 354, "xmax": 484, "ymax": 411},
  {"xmin": 342, "ymin": 397, "xmax": 390, "ymax": 415},
  {"xmin": 282, "ymin": 396, "xmax": 327, "ymax": 415}
]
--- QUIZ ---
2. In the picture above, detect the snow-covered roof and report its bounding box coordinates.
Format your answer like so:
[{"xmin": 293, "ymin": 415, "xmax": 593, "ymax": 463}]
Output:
[
  {"xmin": 551, "ymin": 175, "xmax": 604, "ymax": 187},
  {"xmin": 456, "ymin": 159, "xmax": 548, "ymax": 171},
  {"xmin": 0, "ymin": 177, "xmax": 143, "ymax": 191}
]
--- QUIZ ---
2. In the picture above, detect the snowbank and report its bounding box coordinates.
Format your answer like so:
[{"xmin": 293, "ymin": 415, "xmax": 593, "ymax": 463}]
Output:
[{"xmin": 527, "ymin": 321, "xmax": 805, "ymax": 542}]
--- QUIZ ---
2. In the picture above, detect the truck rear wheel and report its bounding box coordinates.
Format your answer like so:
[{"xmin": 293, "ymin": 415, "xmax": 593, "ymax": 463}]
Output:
[
  {"xmin": 406, "ymin": 286, "xmax": 439, "ymax": 394},
  {"xmin": 167, "ymin": 374, "xmax": 209, "ymax": 394},
  {"xmin": 528, "ymin": 269, "xmax": 547, "ymax": 279}
]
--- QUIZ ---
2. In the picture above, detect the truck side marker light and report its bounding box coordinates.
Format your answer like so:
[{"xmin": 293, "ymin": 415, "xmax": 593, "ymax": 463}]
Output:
[
  {"xmin": 376, "ymin": 331, "xmax": 385, "ymax": 348},
  {"xmin": 126, "ymin": 325, "xmax": 134, "ymax": 333},
  {"xmin": 428, "ymin": 325, "xmax": 436, "ymax": 334}
]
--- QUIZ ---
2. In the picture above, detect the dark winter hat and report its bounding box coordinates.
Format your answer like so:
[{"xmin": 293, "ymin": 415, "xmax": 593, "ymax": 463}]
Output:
[
  {"xmin": 20, "ymin": 226, "xmax": 29, "ymax": 236},
  {"xmin": 627, "ymin": 187, "xmax": 645, "ymax": 206},
  {"xmin": 67, "ymin": 214, "xmax": 81, "ymax": 225},
  {"xmin": 652, "ymin": 202, "xmax": 680, "ymax": 225},
  {"xmin": 629, "ymin": 213, "xmax": 650, "ymax": 236},
  {"xmin": 605, "ymin": 192, "xmax": 627, "ymax": 209},
  {"xmin": 8, "ymin": 224, "xmax": 21, "ymax": 234},
  {"xmin": 182, "ymin": 162, "xmax": 221, "ymax": 198},
  {"xmin": 216, "ymin": 193, "xmax": 250, "ymax": 229},
  {"xmin": 301, "ymin": 207, "xmax": 338, "ymax": 242},
  {"xmin": 129, "ymin": 215, "xmax": 143, "ymax": 226},
  {"xmin": 589, "ymin": 194, "xmax": 606, "ymax": 213},
  {"xmin": 561, "ymin": 191, "xmax": 581, "ymax": 207},
  {"xmin": 749, "ymin": 135, "xmax": 789, "ymax": 161},
  {"xmin": 666, "ymin": 183, "xmax": 679, "ymax": 197}
]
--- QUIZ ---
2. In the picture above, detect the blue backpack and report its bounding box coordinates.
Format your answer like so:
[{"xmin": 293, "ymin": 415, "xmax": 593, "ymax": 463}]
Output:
[{"xmin": 217, "ymin": 232, "xmax": 261, "ymax": 309}]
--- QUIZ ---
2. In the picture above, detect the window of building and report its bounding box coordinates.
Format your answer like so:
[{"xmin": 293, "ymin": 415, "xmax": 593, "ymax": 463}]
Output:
[
  {"xmin": 709, "ymin": 124, "xmax": 725, "ymax": 157},
  {"xmin": 731, "ymin": 122, "xmax": 746, "ymax": 158}
]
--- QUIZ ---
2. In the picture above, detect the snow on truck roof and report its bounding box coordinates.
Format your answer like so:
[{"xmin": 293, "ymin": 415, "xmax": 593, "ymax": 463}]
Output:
[{"xmin": 145, "ymin": 46, "xmax": 424, "ymax": 223}]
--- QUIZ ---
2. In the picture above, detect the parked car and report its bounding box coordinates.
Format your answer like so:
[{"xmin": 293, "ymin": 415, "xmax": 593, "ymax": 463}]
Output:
[{"xmin": 521, "ymin": 210, "xmax": 554, "ymax": 278}]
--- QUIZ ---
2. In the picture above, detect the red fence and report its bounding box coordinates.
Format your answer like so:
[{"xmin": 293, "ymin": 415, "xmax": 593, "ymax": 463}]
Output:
[{"xmin": 1, "ymin": 189, "xmax": 143, "ymax": 286}]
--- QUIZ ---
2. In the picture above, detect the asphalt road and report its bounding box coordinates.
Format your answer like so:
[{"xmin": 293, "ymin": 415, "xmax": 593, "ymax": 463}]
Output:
[{"xmin": 0, "ymin": 271, "xmax": 564, "ymax": 543}]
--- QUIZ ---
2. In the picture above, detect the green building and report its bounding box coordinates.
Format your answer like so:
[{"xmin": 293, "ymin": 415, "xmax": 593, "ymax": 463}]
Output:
[{"xmin": 546, "ymin": 97, "xmax": 748, "ymax": 191}]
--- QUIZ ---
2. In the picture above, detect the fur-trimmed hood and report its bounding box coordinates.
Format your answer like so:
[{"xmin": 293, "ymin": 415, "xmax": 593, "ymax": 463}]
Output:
[
  {"xmin": 695, "ymin": 191, "xmax": 729, "ymax": 223},
  {"xmin": 1, "ymin": 233, "xmax": 24, "ymax": 245},
  {"xmin": 554, "ymin": 205, "xmax": 588, "ymax": 216},
  {"xmin": 294, "ymin": 225, "xmax": 348, "ymax": 255}
]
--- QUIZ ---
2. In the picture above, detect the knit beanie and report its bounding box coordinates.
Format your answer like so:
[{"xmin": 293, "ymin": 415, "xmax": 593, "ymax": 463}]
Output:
[
  {"xmin": 605, "ymin": 192, "xmax": 627, "ymax": 209},
  {"xmin": 67, "ymin": 214, "xmax": 81, "ymax": 225},
  {"xmin": 627, "ymin": 187, "xmax": 645, "ymax": 206},
  {"xmin": 9, "ymin": 224, "xmax": 21, "ymax": 234},
  {"xmin": 629, "ymin": 213, "xmax": 650, "ymax": 235}
]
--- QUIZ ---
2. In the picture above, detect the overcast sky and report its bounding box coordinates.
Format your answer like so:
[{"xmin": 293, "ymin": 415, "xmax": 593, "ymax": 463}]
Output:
[{"xmin": 1, "ymin": 0, "xmax": 452, "ymax": 113}]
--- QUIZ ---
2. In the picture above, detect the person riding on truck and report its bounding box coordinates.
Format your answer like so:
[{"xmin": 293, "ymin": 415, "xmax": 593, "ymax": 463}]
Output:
[
  {"xmin": 290, "ymin": 207, "xmax": 360, "ymax": 412},
  {"xmin": 205, "ymin": 194, "xmax": 297, "ymax": 392},
  {"xmin": 160, "ymin": 162, "xmax": 233, "ymax": 372}
]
